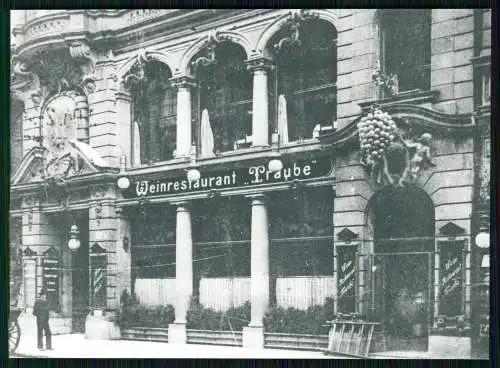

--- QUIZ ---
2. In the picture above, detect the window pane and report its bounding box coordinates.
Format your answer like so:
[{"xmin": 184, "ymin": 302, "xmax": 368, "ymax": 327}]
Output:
[{"xmin": 382, "ymin": 10, "xmax": 431, "ymax": 92}]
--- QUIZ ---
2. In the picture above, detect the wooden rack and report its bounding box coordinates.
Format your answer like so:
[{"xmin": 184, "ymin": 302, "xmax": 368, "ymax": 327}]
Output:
[{"xmin": 323, "ymin": 320, "xmax": 382, "ymax": 358}]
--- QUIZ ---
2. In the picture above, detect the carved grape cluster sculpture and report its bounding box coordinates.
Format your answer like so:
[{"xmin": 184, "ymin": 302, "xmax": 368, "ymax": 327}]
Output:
[{"xmin": 357, "ymin": 108, "xmax": 397, "ymax": 162}]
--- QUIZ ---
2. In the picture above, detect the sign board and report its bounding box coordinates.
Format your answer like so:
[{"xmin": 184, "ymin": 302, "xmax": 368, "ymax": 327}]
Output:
[
  {"xmin": 121, "ymin": 156, "xmax": 332, "ymax": 199},
  {"xmin": 42, "ymin": 257, "xmax": 60, "ymax": 311},
  {"xmin": 337, "ymin": 246, "xmax": 357, "ymax": 313},
  {"xmin": 438, "ymin": 241, "xmax": 464, "ymax": 316}
]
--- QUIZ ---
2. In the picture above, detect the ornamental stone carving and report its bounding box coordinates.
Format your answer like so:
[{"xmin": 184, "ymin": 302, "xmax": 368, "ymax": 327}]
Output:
[
  {"xmin": 245, "ymin": 57, "xmax": 274, "ymax": 73},
  {"xmin": 122, "ymin": 49, "xmax": 150, "ymax": 90},
  {"xmin": 10, "ymin": 57, "xmax": 45, "ymax": 106},
  {"xmin": 358, "ymin": 106, "xmax": 435, "ymax": 187},
  {"xmin": 190, "ymin": 31, "xmax": 222, "ymax": 72},
  {"xmin": 69, "ymin": 41, "xmax": 97, "ymax": 96},
  {"xmin": 125, "ymin": 9, "xmax": 175, "ymax": 26},
  {"xmin": 38, "ymin": 90, "xmax": 89, "ymax": 186},
  {"xmin": 24, "ymin": 17, "xmax": 68, "ymax": 41}
]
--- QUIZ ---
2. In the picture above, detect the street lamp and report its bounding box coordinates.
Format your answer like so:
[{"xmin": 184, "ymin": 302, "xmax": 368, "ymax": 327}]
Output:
[
  {"xmin": 475, "ymin": 232, "xmax": 490, "ymax": 249},
  {"xmin": 67, "ymin": 224, "xmax": 81, "ymax": 251},
  {"xmin": 268, "ymin": 158, "xmax": 283, "ymax": 173},
  {"xmin": 117, "ymin": 176, "xmax": 131, "ymax": 190}
]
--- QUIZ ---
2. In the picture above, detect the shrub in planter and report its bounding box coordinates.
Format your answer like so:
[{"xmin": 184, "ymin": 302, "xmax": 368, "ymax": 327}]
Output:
[
  {"xmin": 118, "ymin": 290, "xmax": 174, "ymax": 329},
  {"xmin": 264, "ymin": 298, "xmax": 335, "ymax": 335},
  {"xmin": 186, "ymin": 296, "xmax": 250, "ymax": 331}
]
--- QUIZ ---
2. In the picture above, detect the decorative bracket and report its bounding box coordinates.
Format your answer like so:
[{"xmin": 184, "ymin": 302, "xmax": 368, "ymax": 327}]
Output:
[
  {"xmin": 274, "ymin": 10, "xmax": 317, "ymax": 52},
  {"xmin": 191, "ymin": 30, "xmax": 222, "ymax": 72},
  {"xmin": 69, "ymin": 41, "xmax": 97, "ymax": 95},
  {"xmin": 123, "ymin": 48, "xmax": 151, "ymax": 90},
  {"xmin": 11, "ymin": 56, "xmax": 45, "ymax": 106}
]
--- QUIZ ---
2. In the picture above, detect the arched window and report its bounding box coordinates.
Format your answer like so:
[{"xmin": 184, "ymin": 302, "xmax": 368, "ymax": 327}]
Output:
[
  {"xmin": 379, "ymin": 9, "xmax": 432, "ymax": 94},
  {"xmin": 193, "ymin": 42, "xmax": 252, "ymax": 154},
  {"xmin": 269, "ymin": 20, "xmax": 337, "ymax": 143},
  {"xmin": 130, "ymin": 61, "xmax": 176, "ymax": 164},
  {"xmin": 10, "ymin": 99, "xmax": 24, "ymax": 177}
]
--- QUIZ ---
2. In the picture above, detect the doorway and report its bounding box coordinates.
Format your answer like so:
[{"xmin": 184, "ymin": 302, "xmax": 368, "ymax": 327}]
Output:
[
  {"xmin": 71, "ymin": 214, "xmax": 89, "ymax": 333},
  {"xmin": 368, "ymin": 186, "xmax": 435, "ymax": 352},
  {"xmin": 372, "ymin": 252, "xmax": 432, "ymax": 351}
]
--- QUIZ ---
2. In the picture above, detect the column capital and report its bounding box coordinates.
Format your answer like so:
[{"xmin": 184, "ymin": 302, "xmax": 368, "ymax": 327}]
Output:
[
  {"xmin": 245, "ymin": 57, "xmax": 274, "ymax": 73},
  {"xmin": 174, "ymin": 201, "xmax": 191, "ymax": 211},
  {"xmin": 246, "ymin": 193, "xmax": 267, "ymax": 205},
  {"xmin": 170, "ymin": 76, "xmax": 197, "ymax": 89}
]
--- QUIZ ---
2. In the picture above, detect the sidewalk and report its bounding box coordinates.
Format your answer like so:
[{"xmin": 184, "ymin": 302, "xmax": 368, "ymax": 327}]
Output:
[{"xmin": 13, "ymin": 332, "xmax": 332, "ymax": 359}]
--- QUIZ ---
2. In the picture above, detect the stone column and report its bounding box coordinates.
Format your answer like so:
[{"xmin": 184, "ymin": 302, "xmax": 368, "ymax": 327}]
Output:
[
  {"xmin": 169, "ymin": 201, "xmax": 193, "ymax": 344},
  {"xmin": 115, "ymin": 92, "xmax": 132, "ymax": 167},
  {"xmin": 171, "ymin": 77, "xmax": 196, "ymax": 158},
  {"xmin": 85, "ymin": 184, "xmax": 121, "ymax": 340},
  {"xmin": 243, "ymin": 194, "xmax": 270, "ymax": 348},
  {"xmin": 246, "ymin": 58, "xmax": 273, "ymax": 147}
]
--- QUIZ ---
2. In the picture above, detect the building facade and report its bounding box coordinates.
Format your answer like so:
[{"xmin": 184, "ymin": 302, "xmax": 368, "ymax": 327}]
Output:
[{"xmin": 9, "ymin": 9, "xmax": 491, "ymax": 356}]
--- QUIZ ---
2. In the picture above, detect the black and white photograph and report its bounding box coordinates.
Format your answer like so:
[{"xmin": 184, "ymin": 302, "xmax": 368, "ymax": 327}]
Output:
[{"xmin": 8, "ymin": 8, "xmax": 491, "ymax": 359}]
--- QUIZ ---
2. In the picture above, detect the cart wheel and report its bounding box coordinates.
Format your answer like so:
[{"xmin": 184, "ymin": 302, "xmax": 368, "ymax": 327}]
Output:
[{"xmin": 9, "ymin": 320, "xmax": 21, "ymax": 354}]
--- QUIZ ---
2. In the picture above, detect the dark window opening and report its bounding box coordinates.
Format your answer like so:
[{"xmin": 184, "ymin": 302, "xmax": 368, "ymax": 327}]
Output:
[
  {"xmin": 130, "ymin": 61, "xmax": 176, "ymax": 164},
  {"xmin": 192, "ymin": 197, "xmax": 251, "ymax": 278},
  {"xmin": 270, "ymin": 20, "xmax": 337, "ymax": 142},
  {"xmin": 380, "ymin": 9, "xmax": 432, "ymax": 93},
  {"xmin": 194, "ymin": 42, "xmax": 252, "ymax": 153},
  {"xmin": 268, "ymin": 187, "xmax": 334, "ymax": 277},
  {"xmin": 131, "ymin": 206, "xmax": 177, "ymax": 279},
  {"xmin": 373, "ymin": 186, "xmax": 434, "ymax": 253}
]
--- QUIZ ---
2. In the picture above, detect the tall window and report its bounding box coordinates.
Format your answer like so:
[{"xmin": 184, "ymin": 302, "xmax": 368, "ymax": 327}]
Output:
[
  {"xmin": 130, "ymin": 61, "xmax": 177, "ymax": 164},
  {"xmin": 380, "ymin": 9, "xmax": 432, "ymax": 93},
  {"xmin": 269, "ymin": 187, "xmax": 334, "ymax": 277},
  {"xmin": 270, "ymin": 20, "xmax": 337, "ymax": 142},
  {"xmin": 130, "ymin": 206, "xmax": 176, "ymax": 279},
  {"xmin": 193, "ymin": 42, "xmax": 252, "ymax": 154}
]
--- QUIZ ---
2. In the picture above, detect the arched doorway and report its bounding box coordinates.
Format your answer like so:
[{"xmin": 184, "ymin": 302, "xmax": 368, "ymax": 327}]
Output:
[{"xmin": 368, "ymin": 186, "xmax": 434, "ymax": 352}]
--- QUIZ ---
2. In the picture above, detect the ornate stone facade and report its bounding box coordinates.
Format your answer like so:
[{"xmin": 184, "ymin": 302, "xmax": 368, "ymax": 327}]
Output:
[{"xmin": 9, "ymin": 9, "xmax": 490, "ymax": 356}]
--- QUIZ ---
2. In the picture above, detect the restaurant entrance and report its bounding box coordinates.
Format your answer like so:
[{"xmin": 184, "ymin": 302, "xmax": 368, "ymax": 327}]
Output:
[
  {"xmin": 368, "ymin": 186, "xmax": 435, "ymax": 351},
  {"xmin": 372, "ymin": 252, "xmax": 432, "ymax": 351}
]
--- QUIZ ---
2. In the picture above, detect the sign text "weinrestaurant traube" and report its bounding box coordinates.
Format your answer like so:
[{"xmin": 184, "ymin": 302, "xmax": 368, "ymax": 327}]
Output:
[{"xmin": 124, "ymin": 157, "xmax": 331, "ymax": 199}]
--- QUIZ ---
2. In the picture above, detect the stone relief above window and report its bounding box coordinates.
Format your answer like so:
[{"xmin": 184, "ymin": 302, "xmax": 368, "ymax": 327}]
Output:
[{"xmin": 358, "ymin": 106, "xmax": 435, "ymax": 187}]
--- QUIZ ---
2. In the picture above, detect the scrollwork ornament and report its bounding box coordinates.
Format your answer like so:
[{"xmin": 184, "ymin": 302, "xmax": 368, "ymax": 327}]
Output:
[
  {"xmin": 11, "ymin": 58, "xmax": 46, "ymax": 106},
  {"xmin": 69, "ymin": 41, "xmax": 98, "ymax": 96},
  {"xmin": 191, "ymin": 30, "xmax": 222, "ymax": 72},
  {"xmin": 123, "ymin": 49, "xmax": 151, "ymax": 89}
]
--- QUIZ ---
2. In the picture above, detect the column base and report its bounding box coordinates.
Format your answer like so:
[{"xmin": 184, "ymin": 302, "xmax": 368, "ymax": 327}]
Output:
[
  {"xmin": 428, "ymin": 335, "xmax": 471, "ymax": 358},
  {"xmin": 85, "ymin": 310, "xmax": 121, "ymax": 340},
  {"xmin": 243, "ymin": 326, "xmax": 265, "ymax": 349},
  {"xmin": 168, "ymin": 323, "xmax": 187, "ymax": 344}
]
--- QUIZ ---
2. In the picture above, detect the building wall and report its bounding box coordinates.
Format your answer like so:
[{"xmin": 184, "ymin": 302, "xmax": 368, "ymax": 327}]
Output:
[
  {"xmin": 9, "ymin": 9, "xmax": 490, "ymax": 343},
  {"xmin": 11, "ymin": 9, "xmax": 489, "ymax": 168}
]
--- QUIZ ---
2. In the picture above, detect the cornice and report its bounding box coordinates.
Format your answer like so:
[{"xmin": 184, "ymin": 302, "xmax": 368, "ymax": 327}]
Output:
[
  {"xmin": 123, "ymin": 141, "xmax": 324, "ymax": 179},
  {"xmin": 13, "ymin": 9, "xmax": 278, "ymax": 61},
  {"xmin": 318, "ymin": 103, "xmax": 476, "ymax": 149}
]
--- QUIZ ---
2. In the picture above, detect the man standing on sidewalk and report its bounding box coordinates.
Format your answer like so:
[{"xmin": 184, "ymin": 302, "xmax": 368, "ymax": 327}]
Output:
[{"xmin": 33, "ymin": 290, "xmax": 52, "ymax": 350}]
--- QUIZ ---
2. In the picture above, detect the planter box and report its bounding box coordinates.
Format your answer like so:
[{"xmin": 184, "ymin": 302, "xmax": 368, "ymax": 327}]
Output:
[
  {"xmin": 121, "ymin": 327, "xmax": 169, "ymax": 343},
  {"xmin": 264, "ymin": 332, "xmax": 329, "ymax": 351},
  {"xmin": 187, "ymin": 329, "xmax": 243, "ymax": 347}
]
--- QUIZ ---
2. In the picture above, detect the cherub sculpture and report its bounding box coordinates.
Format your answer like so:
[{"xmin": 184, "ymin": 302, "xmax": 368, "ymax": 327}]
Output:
[{"xmin": 399, "ymin": 132, "xmax": 436, "ymax": 181}]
